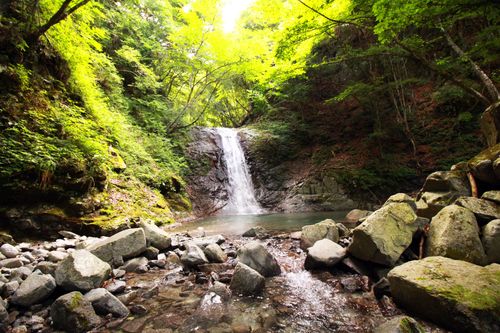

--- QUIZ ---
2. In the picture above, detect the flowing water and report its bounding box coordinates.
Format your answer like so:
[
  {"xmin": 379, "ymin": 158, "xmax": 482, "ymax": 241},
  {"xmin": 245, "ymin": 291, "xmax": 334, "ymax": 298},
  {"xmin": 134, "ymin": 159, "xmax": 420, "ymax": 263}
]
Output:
[{"xmin": 216, "ymin": 127, "xmax": 263, "ymax": 215}]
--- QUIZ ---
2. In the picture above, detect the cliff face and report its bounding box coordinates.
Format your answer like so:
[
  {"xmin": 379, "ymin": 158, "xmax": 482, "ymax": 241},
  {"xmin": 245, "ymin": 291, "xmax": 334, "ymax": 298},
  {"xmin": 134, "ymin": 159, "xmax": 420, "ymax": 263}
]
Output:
[{"xmin": 185, "ymin": 127, "xmax": 359, "ymax": 217}]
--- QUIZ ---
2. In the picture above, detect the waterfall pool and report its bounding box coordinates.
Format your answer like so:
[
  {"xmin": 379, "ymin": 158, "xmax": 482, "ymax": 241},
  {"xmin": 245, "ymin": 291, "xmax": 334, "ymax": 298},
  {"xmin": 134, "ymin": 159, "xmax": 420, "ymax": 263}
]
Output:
[{"xmin": 169, "ymin": 210, "xmax": 353, "ymax": 235}]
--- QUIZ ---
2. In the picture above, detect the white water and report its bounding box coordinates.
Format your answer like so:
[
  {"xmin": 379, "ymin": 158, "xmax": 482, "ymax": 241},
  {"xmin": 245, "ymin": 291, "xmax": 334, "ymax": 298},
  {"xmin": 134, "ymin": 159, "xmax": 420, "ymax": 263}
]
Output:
[{"xmin": 216, "ymin": 127, "xmax": 263, "ymax": 215}]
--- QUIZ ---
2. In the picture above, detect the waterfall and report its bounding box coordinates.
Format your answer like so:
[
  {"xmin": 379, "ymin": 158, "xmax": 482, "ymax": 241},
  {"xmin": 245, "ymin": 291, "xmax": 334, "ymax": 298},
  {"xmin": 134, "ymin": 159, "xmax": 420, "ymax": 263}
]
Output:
[{"xmin": 216, "ymin": 127, "xmax": 263, "ymax": 215}]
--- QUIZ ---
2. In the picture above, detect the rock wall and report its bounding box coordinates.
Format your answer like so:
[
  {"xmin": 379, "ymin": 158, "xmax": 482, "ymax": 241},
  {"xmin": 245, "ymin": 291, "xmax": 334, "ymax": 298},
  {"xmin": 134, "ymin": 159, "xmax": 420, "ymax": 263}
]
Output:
[{"xmin": 186, "ymin": 127, "xmax": 358, "ymax": 216}]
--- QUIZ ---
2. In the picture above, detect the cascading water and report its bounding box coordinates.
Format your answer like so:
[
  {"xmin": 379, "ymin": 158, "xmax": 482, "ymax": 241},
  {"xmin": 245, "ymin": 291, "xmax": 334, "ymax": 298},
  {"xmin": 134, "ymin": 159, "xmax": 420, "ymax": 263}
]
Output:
[{"xmin": 216, "ymin": 127, "xmax": 263, "ymax": 215}]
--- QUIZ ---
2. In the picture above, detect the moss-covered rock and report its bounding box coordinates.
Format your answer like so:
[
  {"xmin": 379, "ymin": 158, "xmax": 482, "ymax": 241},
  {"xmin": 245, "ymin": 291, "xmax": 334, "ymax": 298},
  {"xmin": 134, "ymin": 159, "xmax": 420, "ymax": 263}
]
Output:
[
  {"xmin": 300, "ymin": 219, "xmax": 339, "ymax": 250},
  {"xmin": 426, "ymin": 205, "xmax": 487, "ymax": 265},
  {"xmin": 373, "ymin": 316, "xmax": 425, "ymax": 333},
  {"xmin": 50, "ymin": 291, "xmax": 101, "ymax": 333},
  {"xmin": 388, "ymin": 256, "xmax": 500, "ymax": 333},
  {"xmin": 347, "ymin": 203, "xmax": 417, "ymax": 266},
  {"xmin": 468, "ymin": 143, "xmax": 500, "ymax": 185}
]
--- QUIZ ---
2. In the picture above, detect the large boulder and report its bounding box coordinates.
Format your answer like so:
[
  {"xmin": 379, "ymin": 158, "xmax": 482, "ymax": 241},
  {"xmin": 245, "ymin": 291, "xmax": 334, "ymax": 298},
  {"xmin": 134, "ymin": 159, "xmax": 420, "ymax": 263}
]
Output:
[
  {"xmin": 229, "ymin": 262, "xmax": 265, "ymax": 295},
  {"xmin": 86, "ymin": 228, "xmax": 147, "ymax": 265},
  {"xmin": 84, "ymin": 288, "xmax": 129, "ymax": 318},
  {"xmin": 426, "ymin": 205, "xmax": 487, "ymax": 265},
  {"xmin": 237, "ymin": 241, "xmax": 281, "ymax": 277},
  {"xmin": 140, "ymin": 220, "xmax": 171, "ymax": 250},
  {"xmin": 455, "ymin": 196, "xmax": 500, "ymax": 222},
  {"xmin": 347, "ymin": 203, "xmax": 417, "ymax": 266},
  {"xmin": 468, "ymin": 143, "xmax": 500, "ymax": 185},
  {"xmin": 304, "ymin": 239, "xmax": 346, "ymax": 270},
  {"xmin": 300, "ymin": 219, "xmax": 339, "ymax": 250},
  {"xmin": 384, "ymin": 193, "xmax": 417, "ymax": 211},
  {"xmin": 51, "ymin": 291, "xmax": 101, "ymax": 333},
  {"xmin": 415, "ymin": 171, "xmax": 471, "ymax": 218},
  {"xmin": 388, "ymin": 256, "xmax": 500, "ymax": 333},
  {"xmin": 373, "ymin": 316, "xmax": 425, "ymax": 333},
  {"xmin": 55, "ymin": 250, "xmax": 111, "ymax": 291},
  {"xmin": 482, "ymin": 219, "xmax": 500, "ymax": 263},
  {"xmin": 11, "ymin": 273, "xmax": 56, "ymax": 306},
  {"xmin": 181, "ymin": 243, "xmax": 209, "ymax": 268}
]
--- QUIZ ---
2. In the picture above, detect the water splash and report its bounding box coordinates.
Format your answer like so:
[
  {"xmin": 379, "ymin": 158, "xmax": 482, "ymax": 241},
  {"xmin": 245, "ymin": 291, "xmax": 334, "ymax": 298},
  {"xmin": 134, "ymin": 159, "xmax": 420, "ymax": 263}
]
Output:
[{"xmin": 216, "ymin": 127, "xmax": 263, "ymax": 215}]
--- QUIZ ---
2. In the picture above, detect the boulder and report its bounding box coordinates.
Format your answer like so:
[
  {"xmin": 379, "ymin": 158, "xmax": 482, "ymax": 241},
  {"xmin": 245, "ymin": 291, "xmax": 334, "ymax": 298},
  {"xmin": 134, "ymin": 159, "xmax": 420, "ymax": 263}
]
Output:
[
  {"xmin": 426, "ymin": 205, "xmax": 487, "ymax": 265},
  {"xmin": 140, "ymin": 220, "xmax": 171, "ymax": 250},
  {"xmin": 188, "ymin": 235, "xmax": 226, "ymax": 248},
  {"xmin": 373, "ymin": 316, "xmax": 425, "ymax": 333},
  {"xmin": 51, "ymin": 291, "xmax": 101, "ymax": 333},
  {"xmin": 482, "ymin": 191, "xmax": 500, "ymax": 205},
  {"xmin": 345, "ymin": 209, "xmax": 372, "ymax": 223},
  {"xmin": 84, "ymin": 288, "xmax": 129, "ymax": 317},
  {"xmin": 11, "ymin": 273, "xmax": 56, "ymax": 307},
  {"xmin": 468, "ymin": 143, "xmax": 500, "ymax": 184},
  {"xmin": 0, "ymin": 244, "xmax": 19, "ymax": 258},
  {"xmin": 304, "ymin": 239, "xmax": 346, "ymax": 270},
  {"xmin": 181, "ymin": 244, "xmax": 209, "ymax": 268},
  {"xmin": 384, "ymin": 193, "xmax": 417, "ymax": 211},
  {"xmin": 416, "ymin": 170, "xmax": 471, "ymax": 219},
  {"xmin": 347, "ymin": 203, "xmax": 417, "ymax": 266},
  {"xmin": 242, "ymin": 226, "xmax": 269, "ymax": 239},
  {"xmin": 142, "ymin": 246, "xmax": 160, "ymax": 260},
  {"xmin": 455, "ymin": 196, "xmax": 500, "ymax": 222},
  {"xmin": 55, "ymin": 250, "xmax": 111, "ymax": 291},
  {"xmin": 388, "ymin": 256, "xmax": 500, "ymax": 333},
  {"xmin": 229, "ymin": 262, "xmax": 265, "ymax": 295},
  {"xmin": 237, "ymin": 241, "xmax": 281, "ymax": 277},
  {"xmin": 36, "ymin": 261, "xmax": 58, "ymax": 276},
  {"xmin": 482, "ymin": 219, "xmax": 500, "ymax": 263},
  {"xmin": 121, "ymin": 257, "xmax": 148, "ymax": 273},
  {"xmin": 86, "ymin": 228, "xmax": 147, "ymax": 265},
  {"xmin": 48, "ymin": 250, "xmax": 68, "ymax": 262},
  {"xmin": 203, "ymin": 243, "xmax": 227, "ymax": 263},
  {"xmin": 300, "ymin": 219, "xmax": 339, "ymax": 250}
]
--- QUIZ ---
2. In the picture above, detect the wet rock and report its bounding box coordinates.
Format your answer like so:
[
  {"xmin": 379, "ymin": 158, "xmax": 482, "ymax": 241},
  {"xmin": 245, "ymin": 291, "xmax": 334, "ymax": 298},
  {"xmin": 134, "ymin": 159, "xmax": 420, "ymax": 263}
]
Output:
[
  {"xmin": 51, "ymin": 291, "xmax": 101, "ymax": 333},
  {"xmin": 55, "ymin": 249, "xmax": 111, "ymax": 291},
  {"xmin": 121, "ymin": 257, "xmax": 149, "ymax": 273},
  {"xmin": 48, "ymin": 250, "xmax": 68, "ymax": 262},
  {"xmin": 0, "ymin": 258, "xmax": 23, "ymax": 268},
  {"xmin": 188, "ymin": 235, "xmax": 226, "ymax": 248},
  {"xmin": 304, "ymin": 239, "xmax": 346, "ymax": 270},
  {"xmin": 426, "ymin": 205, "xmax": 487, "ymax": 265},
  {"xmin": 345, "ymin": 209, "xmax": 372, "ymax": 223},
  {"xmin": 142, "ymin": 247, "xmax": 160, "ymax": 260},
  {"xmin": 242, "ymin": 226, "xmax": 269, "ymax": 239},
  {"xmin": 300, "ymin": 219, "xmax": 339, "ymax": 250},
  {"xmin": 455, "ymin": 196, "xmax": 500, "ymax": 222},
  {"xmin": 203, "ymin": 243, "xmax": 227, "ymax": 263},
  {"xmin": 388, "ymin": 256, "xmax": 500, "ymax": 333},
  {"xmin": 140, "ymin": 220, "xmax": 172, "ymax": 250},
  {"xmin": 113, "ymin": 269, "xmax": 126, "ymax": 278},
  {"xmin": 209, "ymin": 281, "xmax": 231, "ymax": 301},
  {"xmin": 373, "ymin": 316, "xmax": 425, "ymax": 333},
  {"xmin": 86, "ymin": 228, "xmax": 147, "ymax": 265},
  {"xmin": 166, "ymin": 252, "xmax": 181, "ymax": 266},
  {"xmin": 229, "ymin": 262, "xmax": 265, "ymax": 295},
  {"xmin": 373, "ymin": 277, "xmax": 391, "ymax": 299},
  {"xmin": 129, "ymin": 304, "xmax": 147, "ymax": 315},
  {"xmin": 237, "ymin": 241, "xmax": 281, "ymax": 277},
  {"xmin": 84, "ymin": 288, "xmax": 130, "ymax": 318},
  {"xmin": 105, "ymin": 280, "xmax": 127, "ymax": 294},
  {"xmin": 59, "ymin": 231, "xmax": 80, "ymax": 239},
  {"xmin": 482, "ymin": 191, "xmax": 500, "ymax": 204},
  {"xmin": 0, "ymin": 244, "xmax": 19, "ymax": 258},
  {"xmin": 348, "ymin": 203, "xmax": 417, "ymax": 266},
  {"xmin": 482, "ymin": 219, "xmax": 500, "ymax": 263},
  {"xmin": 11, "ymin": 273, "xmax": 56, "ymax": 307},
  {"xmin": 35, "ymin": 261, "xmax": 58, "ymax": 277},
  {"xmin": 181, "ymin": 244, "xmax": 209, "ymax": 268}
]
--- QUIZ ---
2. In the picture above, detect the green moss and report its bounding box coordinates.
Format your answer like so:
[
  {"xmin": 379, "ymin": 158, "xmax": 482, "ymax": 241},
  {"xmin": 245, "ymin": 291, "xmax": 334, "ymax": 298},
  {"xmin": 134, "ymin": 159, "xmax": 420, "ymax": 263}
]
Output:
[{"xmin": 69, "ymin": 292, "xmax": 84, "ymax": 310}]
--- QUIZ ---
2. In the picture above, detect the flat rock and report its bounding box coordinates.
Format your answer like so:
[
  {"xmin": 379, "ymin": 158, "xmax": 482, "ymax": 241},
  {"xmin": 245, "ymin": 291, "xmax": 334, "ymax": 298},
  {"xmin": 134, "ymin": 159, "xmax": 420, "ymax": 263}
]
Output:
[
  {"xmin": 11, "ymin": 273, "xmax": 56, "ymax": 307},
  {"xmin": 55, "ymin": 249, "xmax": 111, "ymax": 291},
  {"xmin": 388, "ymin": 256, "xmax": 500, "ymax": 333},
  {"xmin": 426, "ymin": 205, "xmax": 487, "ymax": 265},
  {"xmin": 84, "ymin": 288, "xmax": 130, "ymax": 317},
  {"xmin": 237, "ymin": 241, "xmax": 281, "ymax": 277},
  {"xmin": 304, "ymin": 239, "xmax": 346, "ymax": 270},
  {"xmin": 229, "ymin": 262, "xmax": 265, "ymax": 295},
  {"xmin": 86, "ymin": 228, "xmax": 147, "ymax": 265},
  {"xmin": 51, "ymin": 291, "xmax": 101, "ymax": 333},
  {"xmin": 455, "ymin": 196, "xmax": 500, "ymax": 222},
  {"xmin": 482, "ymin": 219, "xmax": 500, "ymax": 263},
  {"xmin": 348, "ymin": 203, "xmax": 417, "ymax": 266},
  {"xmin": 140, "ymin": 220, "xmax": 172, "ymax": 250},
  {"xmin": 300, "ymin": 219, "xmax": 339, "ymax": 250},
  {"xmin": 203, "ymin": 243, "xmax": 227, "ymax": 263},
  {"xmin": 188, "ymin": 235, "xmax": 226, "ymax": 248}
]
